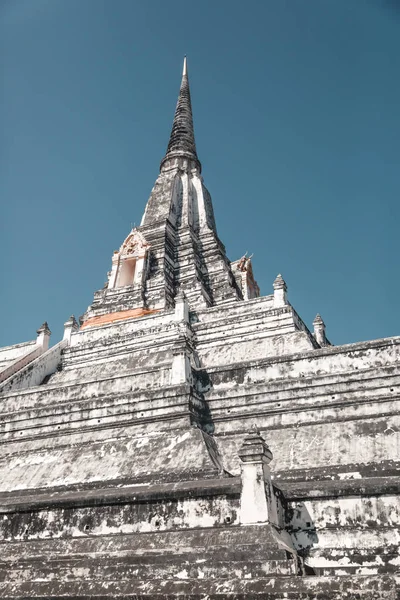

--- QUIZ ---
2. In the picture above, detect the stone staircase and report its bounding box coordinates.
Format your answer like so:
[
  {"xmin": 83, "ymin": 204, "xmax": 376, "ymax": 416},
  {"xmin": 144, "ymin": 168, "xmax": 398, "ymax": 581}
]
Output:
[
  {"xmin": 0, "ymin": 524, "xmax": 398, "ymax": 598},
  {"xmin": 0, "ymin": 525, "xmax": 301, "ymax": 597}
]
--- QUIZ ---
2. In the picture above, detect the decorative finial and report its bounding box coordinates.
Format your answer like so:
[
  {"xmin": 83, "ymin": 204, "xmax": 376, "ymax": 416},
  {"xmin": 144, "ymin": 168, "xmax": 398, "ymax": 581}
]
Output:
[
  {"xmin": 313, "ymin": 313, "xmax": 327, "ymax": 347},
  {"xmin": 313, "ymin": 313, "xmax": 325, "ymax": 326},
  {"xmin": 63, "ymin": 315, "xmax": 79, "ymax": 343},
  {"xmin": 273, "ymin": 274, "xmax": 287, "ymax": 291},
  {"xmin": 36, "ymin": 322, "xmax": 51, "ymax": 350},
  {"xmin": 64, "ymin": 315, "xmax": 78, "ymax": 328},
  {"xmin": 183, "ymin": 56, "xmax": 187, "ymax": 76},
  {"xmin": 37, "ymin": 322, "xmax": 51, "ymax": 335},
  {"xmin": 238, "ymin": 428, "xmax": 273, "ymax": 463},
  {"xmin": 273, "ymin": 274, "xmax": 288, "ymax": 308}
]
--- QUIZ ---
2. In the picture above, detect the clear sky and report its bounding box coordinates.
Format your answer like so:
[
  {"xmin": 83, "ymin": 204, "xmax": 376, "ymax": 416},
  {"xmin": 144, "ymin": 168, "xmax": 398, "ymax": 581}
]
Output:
[{"xmin": 1, "ymin": 0, "xmax": 399, "ymax": 347}]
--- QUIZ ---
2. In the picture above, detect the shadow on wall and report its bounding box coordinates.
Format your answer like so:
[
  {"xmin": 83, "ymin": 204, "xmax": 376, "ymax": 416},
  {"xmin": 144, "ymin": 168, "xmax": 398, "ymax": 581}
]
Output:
[{"xmin": 286, "ymin": 501, "xmax": 319, "ymax": 575}]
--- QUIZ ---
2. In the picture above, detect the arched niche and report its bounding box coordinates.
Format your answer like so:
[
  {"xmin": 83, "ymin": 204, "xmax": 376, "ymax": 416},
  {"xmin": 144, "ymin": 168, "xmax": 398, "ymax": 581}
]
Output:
[{"xmin": 108, "ymin": 229, "xmax": 150, "ymax": 290}]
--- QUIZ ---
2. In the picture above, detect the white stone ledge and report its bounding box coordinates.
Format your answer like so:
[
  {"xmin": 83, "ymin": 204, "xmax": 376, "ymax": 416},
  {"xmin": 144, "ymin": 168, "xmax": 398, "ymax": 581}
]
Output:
[
  {"xmin": 198, "ymin": 336, "xmax": 400, "ymax": 377},
  {"xmin": 204, "ymin": 369, "xmax": 400, "ymax": 400},
  {"xmin": 0, "ymin": 409, "xmax": 196, "ymax": 445},
  {"xmin": 207, "ymin": 384, "xmax": 400, "ymax": 414},
  {"xmin": 0, "ymin": 420, "xmax": 192, "ymax": 459},
  {"xmin": 0, "ymin": 390, "xmax": 204, "ymax": 432},
  {"xmin": 210, "ymin": 399, "xmax": 399, "ymax": 432},
  {"xmin": 0, "ymin": 404, "xmax": 195, "ymax": 441},
  {"xmin": 64, "ymin": 335, "xmax": 180, "ymax": 366},
  {"xmin": 0, "ymin": 384, "xmax": 198, "ymax": 431},
  {"xmin": 0, "ymin": 363, "xmax": 172, "ymax": 403},
  {"xmin": 72, "ymin": 310, "xmax": 175, "ymax": 345},
  {"xmin": 0, "ymin": 477, "xmax": 241, "ymax": 513}
]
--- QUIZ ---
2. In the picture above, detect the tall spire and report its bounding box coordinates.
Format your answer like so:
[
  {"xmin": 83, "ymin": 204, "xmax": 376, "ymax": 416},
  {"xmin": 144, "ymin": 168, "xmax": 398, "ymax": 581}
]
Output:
[{"xmin": 160, "ymin": 57, "xmax": 201, "ymax": 172}]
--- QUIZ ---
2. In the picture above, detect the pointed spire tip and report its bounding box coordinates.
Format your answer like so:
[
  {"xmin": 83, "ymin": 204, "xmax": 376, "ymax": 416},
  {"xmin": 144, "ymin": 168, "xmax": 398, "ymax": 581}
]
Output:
[{"xmin": 160, "ymin": 56, "xmax": 200, "ymax": 172}]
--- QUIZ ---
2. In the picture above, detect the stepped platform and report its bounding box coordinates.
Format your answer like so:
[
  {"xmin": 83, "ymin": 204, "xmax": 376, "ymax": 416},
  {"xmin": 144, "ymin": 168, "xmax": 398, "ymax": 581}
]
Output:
[
  {"xmin": 1, "ymin": 57, "xmax": 399, "ymax": 598},
  {"xmin": 0, "ymin": 575, "xmax": 397, "ymax": 599}
]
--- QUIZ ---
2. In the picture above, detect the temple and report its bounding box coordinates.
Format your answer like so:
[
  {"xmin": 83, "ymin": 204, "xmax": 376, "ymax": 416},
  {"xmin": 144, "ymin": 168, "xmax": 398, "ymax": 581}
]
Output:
[{"xmin": 0, "ymin": 59, "xmax": 398, "ymax": 599}]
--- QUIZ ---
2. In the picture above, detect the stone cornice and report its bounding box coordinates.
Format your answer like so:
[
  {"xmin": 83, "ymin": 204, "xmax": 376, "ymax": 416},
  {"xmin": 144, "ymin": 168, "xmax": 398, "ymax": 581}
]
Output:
[{"xmin": 0, "ymin": 477, "xmax": 240, "ymax": 513}]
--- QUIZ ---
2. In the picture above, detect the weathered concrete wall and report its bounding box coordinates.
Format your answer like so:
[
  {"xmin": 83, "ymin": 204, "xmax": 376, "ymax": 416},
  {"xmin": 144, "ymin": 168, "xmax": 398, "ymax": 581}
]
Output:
[
  {"xmin": 0, "ymin": 428, "xmax": 224, "ymax": 492},
  {"xmin": 193, "ymin": 299, "xmax": 317, "ymax": 367},
  {"xmin": 214, "ymin": 413, "xmax": 400, "ymax": 475},
  {"xmin": 0, "ymin": 495, "xmax": 239, "ymax": 541},
  {"xmin": 0, "ymin": 303, "xmax": 398, "ymax": 587},
  {"xmin": 287, "ymin": 493, "xmax": 400, "ymax": 575}
]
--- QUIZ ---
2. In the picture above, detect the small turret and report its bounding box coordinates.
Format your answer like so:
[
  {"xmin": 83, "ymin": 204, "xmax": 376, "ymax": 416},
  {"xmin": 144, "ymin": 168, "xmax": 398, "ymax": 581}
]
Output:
[
  {"xmin": 313, "ymin": 313, "xmax": 328, "ymax": 347},
  {"xmin": 63, "ymin": 315, "xmax": 79, "ymax": 344},
  {"xmin": 273, "ymin": 274, "xmax": 288, "ymax": 308},
  {"xmin": 36, "ymin": 322, "xmax": 51, "ymax": 351}
]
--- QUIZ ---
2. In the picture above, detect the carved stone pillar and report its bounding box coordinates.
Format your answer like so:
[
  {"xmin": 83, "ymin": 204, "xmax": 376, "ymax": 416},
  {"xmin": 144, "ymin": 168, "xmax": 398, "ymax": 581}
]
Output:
[
  {"xmin": 171, "ymin": 348, "xmax": 193, "ymax": 385},
  {"xmin": 174, "ymin": 290, "xmax": 189, "ymax": 323},
  {"xmin": 238, "ymin": 429, "xmax": 278, "ymax": 526},
  {"xmin": 133, "ymin": 255, "xmax": 146, "ymax": 286},
  {"xmin": 107, "ymin": 252, "xmax": 120, "ymax": 289}
]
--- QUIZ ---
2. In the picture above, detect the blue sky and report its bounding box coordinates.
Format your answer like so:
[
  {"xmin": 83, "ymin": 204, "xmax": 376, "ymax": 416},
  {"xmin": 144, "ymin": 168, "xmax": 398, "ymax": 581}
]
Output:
[{"xmin": 1, "ymin": 0, "xmax": 399, "ymax": 347}]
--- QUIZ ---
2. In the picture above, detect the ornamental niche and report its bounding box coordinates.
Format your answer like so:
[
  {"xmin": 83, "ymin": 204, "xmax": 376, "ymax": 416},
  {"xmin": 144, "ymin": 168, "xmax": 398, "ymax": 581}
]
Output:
[{"xmin": 108, "ymin": 229, "xmax": 150, "ymax": 289}]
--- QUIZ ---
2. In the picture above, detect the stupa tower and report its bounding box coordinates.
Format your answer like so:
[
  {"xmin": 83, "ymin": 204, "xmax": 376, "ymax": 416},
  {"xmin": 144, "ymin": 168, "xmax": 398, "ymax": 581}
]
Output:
[
  {"xmin": 82, "ymin": 58, "xmax": 250, "ymax": 328},
  {"xmin": 0, "ymin": 58, "xmax": 398, "ymax": 599}
]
